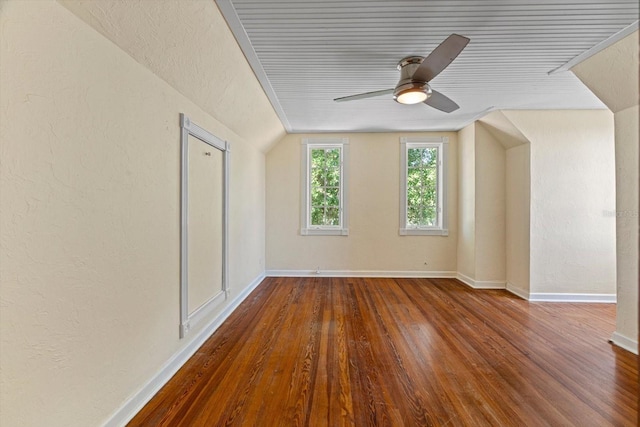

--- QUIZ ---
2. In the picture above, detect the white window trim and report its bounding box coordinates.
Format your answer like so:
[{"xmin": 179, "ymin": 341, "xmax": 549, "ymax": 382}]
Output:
[
  {"xmin": 399, "ymin": 136, "xmax": 449, "ymax": 236},
  {"xmin": 301, "ymin": 137, "xmax": 349, "ymax": 236}
]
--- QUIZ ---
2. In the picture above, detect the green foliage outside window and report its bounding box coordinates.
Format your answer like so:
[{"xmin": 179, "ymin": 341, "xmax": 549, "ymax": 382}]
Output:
[
  {"xmin": 310, "ymin": 148, "xmax": 341, "ymax": 226},
  {"xmin": 407, "ymin": 147, "xmax": 438, "ymax": 227}
]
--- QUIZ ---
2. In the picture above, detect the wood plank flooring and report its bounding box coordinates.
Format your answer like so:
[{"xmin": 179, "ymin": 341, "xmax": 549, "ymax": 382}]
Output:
[{"xmin": 129, "ymin": 277, "xmax": 638, "ymax": 426}]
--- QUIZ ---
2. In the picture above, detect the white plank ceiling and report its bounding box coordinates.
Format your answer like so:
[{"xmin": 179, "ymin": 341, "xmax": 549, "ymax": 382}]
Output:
[{"xmin": 216, "ymin": 0, "xmax": 638, "ymax": 132}]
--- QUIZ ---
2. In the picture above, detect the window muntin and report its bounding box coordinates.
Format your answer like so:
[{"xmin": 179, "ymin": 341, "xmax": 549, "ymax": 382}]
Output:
[
  {"xmin": 301, "ymin": 138, "xmax": 349, "ymax": 235},
  {"xmin": 400, "ymin": 137, "xmax": 448, "ymax": 236}
]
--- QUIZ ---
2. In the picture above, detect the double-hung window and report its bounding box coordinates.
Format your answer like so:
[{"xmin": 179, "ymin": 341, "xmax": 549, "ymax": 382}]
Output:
[
  {"xmin": 301, "ymin": 138, "xmax": 349, "ymax": 236},
  {"xmin": 400, "ymin": 137, "xmax": 448, "ymax": 236}
]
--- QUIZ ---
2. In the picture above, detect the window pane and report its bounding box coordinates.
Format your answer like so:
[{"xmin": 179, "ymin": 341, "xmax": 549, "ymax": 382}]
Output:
[
  {"xmin": 421, "ymin": 148, "xmax": 437, "ymax": 167},
  {"xmin": 406, "ymin": 206, "xmax": 437, "ymax": 227},
  {"xmin": 311, "ymin": 207, "xmax": 324, "ymax": 225},
  {"xmin": 325, "ymin": 187, "xmax": 339, "ymax": 206},
  {"xmin": 408, "ymin": 148, "xmax": 422, "ymax": 167},
  {"xmin": 311, "ymin": 149, "xmax": 325, "ymax": 169},
  {"xmin": 407, "ymin": 186, "xmax": 420, "ymax": 207},
  {"xmin": 312, "ymin": 168, "xmax": 325, "ymax": 187},
  {"xmin": 423, "ymin": 206, "xmax": 437, "ymax": 226},
  {"xmin": 311, "ymin": 187, "xmax": 325, "ymax": 207},
  {"xmin": 423, "ymin": 187, "xmax": 436, "ymax": 206},
  {"xmin": 326, "ymin": 167, "xmax": 340, "ymax": 187},
  {"xmin": 326, "ymin": 207, "xmax": 340, "ymax": 225},
  {"xmin": 325, "ymin": 148, "xmax": 340, "ymax": 167},
  {"xmin": 407, "ymin": 206, "xmax": 420, "ymax": 226},
  {"xmin": 419, "ymin": 167, "xmax": 436, "ymax": 185}
]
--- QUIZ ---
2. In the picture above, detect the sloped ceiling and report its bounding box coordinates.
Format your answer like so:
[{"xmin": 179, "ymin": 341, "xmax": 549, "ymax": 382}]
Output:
[{"xmin": 217, "ymin": 0, "xmax": 638, "ymax": 133}]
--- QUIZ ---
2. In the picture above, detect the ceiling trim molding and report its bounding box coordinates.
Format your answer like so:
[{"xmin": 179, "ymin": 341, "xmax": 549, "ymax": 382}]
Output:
[
  {"xmin": 548, "ymin": 20, "xmax": 639, "ymax": 75},
  {"xmin": 215, "ymin": 0, "xmax": 292, "ymax": 132}
]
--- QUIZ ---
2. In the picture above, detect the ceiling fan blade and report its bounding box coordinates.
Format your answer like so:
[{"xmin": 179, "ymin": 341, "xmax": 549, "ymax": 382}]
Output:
[
  {"xmin": 424, "ymin": 90, "xmax": 459, "ymax": 113},
  {"xmin": 334, "ymin": 88, "xmax": 394, "ymax": 102},
  {"xmin": 412, "ymin": 34, "xmax": 470, "ymax": 83}
]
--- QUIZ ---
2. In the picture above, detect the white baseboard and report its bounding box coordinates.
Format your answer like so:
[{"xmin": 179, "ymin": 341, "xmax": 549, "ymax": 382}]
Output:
[
  {"xmin": 504, "ymin": 283, "xmax": 616, "ymax": 303},
  {"xmin": 102, "ymin": 272, "xmax": 266, "ymax": 427},
  {"xmin": 456, "ymin": 272, "xmax": 506, "ymax": 289},
  {"xmin": 473, "ymin": 280, "xmax": 506, "ymax": 289},
  {"xmin": 266, "ymin": 272, "xmax": 617, "ymax": 305},
  {"xmin": 528, "ymin": 293, "xmax": 616, "ymax": 303},
  {"xmin": 455, "ymin": 272, "xmax": 475, "ymax": 288},
  {"xmin": 610, "ymin": 332, "xmax": 639, "ymax": 355},
  {"xmin": 265, "ymin": 269, "xmax": 457, "ymax": 278},
  {"xmin": 506, "ymin": 282, "xmax": 530, "ymax": 300}
]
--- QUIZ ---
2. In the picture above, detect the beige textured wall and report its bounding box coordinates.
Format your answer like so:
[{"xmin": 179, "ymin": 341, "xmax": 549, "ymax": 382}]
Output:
[
  {"xmin": 187, "ymin": 138, "xmax": 224, "ymax": 313},
  {"xmin": 456, "ymin": 124, "xmax": 476, "ymax": 278},
  {"xmin": 505, "ymin": 144, "xmax": 531, "ymax": 293},
  {"xmin": 0, "ymin": 1, "xmax": 268, "ymax": 425},
  {"xmin": 266, "ymin": 132, "xmax": 458, "ymax": 273},
  {"xmin": 572, "ymin": 30, "xmax": 638, "ymax": 351},
  {"xmin": 612, "ymin": 105, "xmax": 639, "ymax": 343},
  {"xmin": 58, "ymin": 0, "xmax": 286, "ymax": 152},
  {"xmin": 474, "ymin": 125, "xmax": 506, "ymax": 283},
  {"xmin": 504, "ymin": 110, "xmax": 617, "ymax": 295},
  {"xmin": 456, "ymin": 122, "xmax": 507, "ymax": 285}
]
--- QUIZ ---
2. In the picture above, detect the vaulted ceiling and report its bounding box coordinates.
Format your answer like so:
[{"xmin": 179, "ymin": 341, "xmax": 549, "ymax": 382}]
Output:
[{"xmin": 216, "ymin": 0, "xmax": 638, "ymax": 133}]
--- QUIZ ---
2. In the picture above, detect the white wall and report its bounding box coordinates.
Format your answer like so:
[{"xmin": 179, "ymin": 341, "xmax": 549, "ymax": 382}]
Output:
[
  {"xmin": 504, "ymin": 110, "xmax": 617, "ymax": 296},
  {"xmin": 0, "ymin": 1, "xmax": 277, "ymax": 425},
  {"xmin": 266, "ymin": 132, "xmax": 458, "ymax": 274},
  {"xmin": 505, "ymin": 144, "xmax": 531, "ymax": 295}
]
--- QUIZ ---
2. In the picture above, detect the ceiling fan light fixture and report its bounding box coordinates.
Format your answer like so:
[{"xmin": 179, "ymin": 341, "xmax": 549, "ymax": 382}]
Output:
[
  {"xmin": 393, "ymin": 82, "xmax": 431, "ymax": 105},
  {"xmin": 395, "ymin": 88, "xmax": 428, "ymax": 104}
]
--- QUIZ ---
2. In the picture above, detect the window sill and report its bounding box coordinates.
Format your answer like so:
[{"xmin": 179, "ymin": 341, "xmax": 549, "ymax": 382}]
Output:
[
  {"xmin": 301, "ymin": 228, "xmax": 349, "ymax": 236},
  {"xmin": 399, "ymin": 228, "xmax": 449, "ymax": 236}
]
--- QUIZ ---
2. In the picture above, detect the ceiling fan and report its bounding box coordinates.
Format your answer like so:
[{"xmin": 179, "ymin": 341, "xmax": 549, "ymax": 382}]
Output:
[{"xmin": 333, "ymin": 34, "xmax": 470, "ymax": 113}]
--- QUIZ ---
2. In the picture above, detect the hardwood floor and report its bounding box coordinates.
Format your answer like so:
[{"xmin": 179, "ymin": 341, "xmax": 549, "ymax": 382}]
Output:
[{"xmin": 129, "ymin": 277, "xmax": 638, "ymax": 426}]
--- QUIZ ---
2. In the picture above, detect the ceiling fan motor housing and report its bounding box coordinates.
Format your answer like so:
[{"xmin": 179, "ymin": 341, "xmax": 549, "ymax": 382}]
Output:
[{"xmin": 393, "ymin": 56, "xmax": 432, "ymax": 103}]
